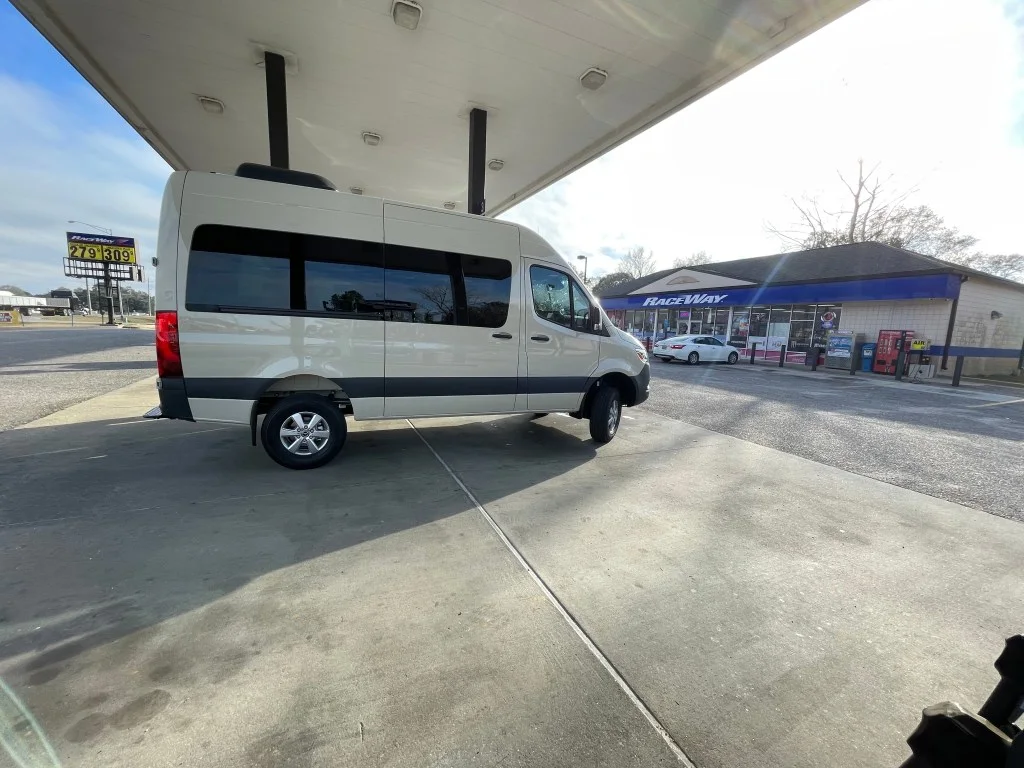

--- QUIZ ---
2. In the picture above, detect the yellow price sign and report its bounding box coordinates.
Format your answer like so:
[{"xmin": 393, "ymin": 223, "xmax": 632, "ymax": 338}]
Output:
[{"xmin": 66, "ymin": 233, "xmax": 137, "ymax": 264}]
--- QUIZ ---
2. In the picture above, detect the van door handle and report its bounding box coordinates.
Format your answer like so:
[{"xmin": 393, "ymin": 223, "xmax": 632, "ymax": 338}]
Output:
[
  {"xmin": 531, "ymin": 334, "xmax": 550, "ymax": 342},
  {"xmin": 491, "ymin": 332, "xmax": 513, "ymax": 340}
]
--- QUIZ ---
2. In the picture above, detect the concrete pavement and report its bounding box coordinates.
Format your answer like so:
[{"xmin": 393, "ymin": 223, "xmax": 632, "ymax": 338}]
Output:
[
  {"xmin": 0, "ymin": 380, "xmax": 679, "ymax": 768},
  {"xmin": 0, "ymin": 377, "xmax": 1021, "ymax": 767}
]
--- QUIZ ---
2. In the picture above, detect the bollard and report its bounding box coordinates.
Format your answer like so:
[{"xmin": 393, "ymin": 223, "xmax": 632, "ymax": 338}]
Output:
[
  {"xmin": 749, "ymin": 342, "xmax": 757, "ymax": 364},
  {"xmin": 810, "ymin": 348, "xmax": 820, "ymax": 371},
  {"xmin": 850, "ymin": 345, "xmax": 859, "ymax": 376},
  {"xmin": 952, "ymin": 356, "xmax": 965, "ymax": 387},
  {"xmin": 1018, "ymin": 336, "xmax": 1024, "ymax": 372},
  {"xmin": 778, "ymin": 345, "xmax": 786, "ymax": 367}
]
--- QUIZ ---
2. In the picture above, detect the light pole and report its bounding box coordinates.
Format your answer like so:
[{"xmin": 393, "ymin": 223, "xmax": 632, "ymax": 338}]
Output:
[
  {"xmin": 576, "ymin": 254, "xmax": 588, "ymax": 281},
  {"xmin": 68, "ymin": 220, "xmax": 114, "ymax": 324}
]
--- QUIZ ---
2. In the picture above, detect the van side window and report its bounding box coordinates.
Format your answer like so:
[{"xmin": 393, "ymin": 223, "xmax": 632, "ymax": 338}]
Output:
[
  {"xmin": 385, "ymin": 246, "xmax": 457, "ymax": 324},
  {"xmin": 571, "ymin": 281, "xmax": 592, "ymax": 332},
  {"xmin": 187, "ymin": 226, "xmax": 292, "ymax": 311},
  {"xmin": 185, "ymin": 224, "xmax": 384, "ymax": 317},
  {"xmin": 530, "ymin": 266, "xmax": 572, "ymax": 327},
  {"xmin": 304, "ymin": 237, "xmax": 385, "ymax": 316},
  {"xmin": 463, "ymin": 255, "xmax": 512, "ymax": 328},
  {"xmin": 531, "ymin": 265, "xmax": 601, "ymax": 335},
  {"xmin": 384, "ymin": 246, "xmax": 513, "ymax": 327}
]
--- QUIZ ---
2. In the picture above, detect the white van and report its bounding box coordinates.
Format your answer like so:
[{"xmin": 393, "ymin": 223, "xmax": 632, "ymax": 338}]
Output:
[{"xmin": 149, "ymin": 165, "xmax": 650, "ymax": 469}]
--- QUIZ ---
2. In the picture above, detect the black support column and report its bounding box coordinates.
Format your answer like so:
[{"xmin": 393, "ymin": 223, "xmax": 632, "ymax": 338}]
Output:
[
  {"xmin": 265, "ymin": 51, "xmax": 289, "ymax": 169},
  {"xmin": 468, "ymin": 107, "xmax": 487, "ymax": 215}
]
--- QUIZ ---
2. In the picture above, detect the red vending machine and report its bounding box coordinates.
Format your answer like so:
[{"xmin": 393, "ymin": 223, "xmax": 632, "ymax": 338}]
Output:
[{"xmin": 873, "ymin": 329, "xmax": 914, "ymax": 374}]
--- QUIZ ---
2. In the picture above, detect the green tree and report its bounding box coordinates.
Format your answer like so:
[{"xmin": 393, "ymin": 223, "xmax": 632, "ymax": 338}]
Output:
[{"xmin": 591, "ymin": 271, "xmax": 634, "ymax": 295}]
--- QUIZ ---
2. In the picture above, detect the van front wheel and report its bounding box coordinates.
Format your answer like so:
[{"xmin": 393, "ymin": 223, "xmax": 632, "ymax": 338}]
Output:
[
  {"xmin": 261, "ymin": 394, "xmax": 346, "ymax": 470},
  {"xmin": 589, "ymin": 385, "xmax": 622, "ymax": 444}
]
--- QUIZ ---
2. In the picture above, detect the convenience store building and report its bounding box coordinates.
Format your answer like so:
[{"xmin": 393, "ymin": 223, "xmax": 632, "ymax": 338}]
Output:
[{"xmin": 596, "ymin": 242, "xmax": 1024, "ymax": 375}]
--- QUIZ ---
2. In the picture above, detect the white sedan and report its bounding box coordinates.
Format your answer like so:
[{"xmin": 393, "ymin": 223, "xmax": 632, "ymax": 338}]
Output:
[{"xmin": 652, "ymin": 335, "xmax": 741, "ymax": 365}]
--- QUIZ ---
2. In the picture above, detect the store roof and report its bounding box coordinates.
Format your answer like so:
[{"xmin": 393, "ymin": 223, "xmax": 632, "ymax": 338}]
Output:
[{"xmin": 598, "ymin": 242, "xmax": 1023, "ymax": 297}]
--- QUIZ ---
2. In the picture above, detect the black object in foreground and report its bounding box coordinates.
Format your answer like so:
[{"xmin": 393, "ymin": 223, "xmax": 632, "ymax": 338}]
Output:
[{"xmin": 899, "ymin": 635, "xmax": 1023, "ymax": 768}]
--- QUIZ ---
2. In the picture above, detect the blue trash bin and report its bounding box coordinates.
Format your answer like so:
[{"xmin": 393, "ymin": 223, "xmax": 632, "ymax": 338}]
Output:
[{"xmin": 861, "ymin": 342, "xmax": 876, "ymax": 372}]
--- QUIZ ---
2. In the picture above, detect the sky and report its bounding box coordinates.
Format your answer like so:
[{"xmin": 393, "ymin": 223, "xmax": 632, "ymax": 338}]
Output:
[{"xmin": 0, "ymin": 0, "xmax": 1022, "ymax": 293}]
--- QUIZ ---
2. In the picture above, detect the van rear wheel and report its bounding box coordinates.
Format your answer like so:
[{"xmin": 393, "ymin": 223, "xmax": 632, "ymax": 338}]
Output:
[
  {"xmin": 589, "ymin": 385, "xmax": 621, "ymax": 444},
  {"xmin": 261, "ymin": 394, "xmax": 346, "ymax": 470}
]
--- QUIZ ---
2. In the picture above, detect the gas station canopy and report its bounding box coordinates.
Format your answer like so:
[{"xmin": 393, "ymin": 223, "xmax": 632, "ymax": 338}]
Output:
[{"xmin": 13, "ymin": 0, "xmax": 863, "ymax": 214}]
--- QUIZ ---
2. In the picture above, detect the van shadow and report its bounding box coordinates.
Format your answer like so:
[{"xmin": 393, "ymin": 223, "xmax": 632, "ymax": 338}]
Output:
[{"xmin": 0, "ymin": 412, "xmax": 602, "ymax": 677}]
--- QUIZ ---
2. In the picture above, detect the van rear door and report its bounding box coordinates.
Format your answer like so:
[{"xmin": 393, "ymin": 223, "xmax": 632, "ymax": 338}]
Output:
[{"xmin": 382, "ymin": 203, "xmax": 521, "ymax": 417}]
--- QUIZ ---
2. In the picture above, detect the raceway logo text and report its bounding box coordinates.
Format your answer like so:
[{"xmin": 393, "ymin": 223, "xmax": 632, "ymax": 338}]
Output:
[{"xmin": 642, "ymin": 294, "xmax": 728, "ymax": 307}]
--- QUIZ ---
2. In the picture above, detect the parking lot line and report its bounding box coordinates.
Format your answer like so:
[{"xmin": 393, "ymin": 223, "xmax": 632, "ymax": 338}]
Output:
[
  {"xmin": 406, "ymin": 418, "xmax": 697, "ymax": 768},
  {"xmin": 966, "ymin": 397, "xmax": 1024, "ymax": 408}
]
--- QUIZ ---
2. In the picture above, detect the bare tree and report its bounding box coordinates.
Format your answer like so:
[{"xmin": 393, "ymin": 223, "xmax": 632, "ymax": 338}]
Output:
[
  {"xmin": 672, "ymin": 250, "xmax": 711, "ymax": 269},
  {"xmin": 620, "ymin": 246, "xmax": 657, "ymax": 280},
  {"xmin": 415, "ymin": 284, "xmax": 455, "ymax": 323},
  {"xmin": 949, "ymin": 253, "xmax": 1024, "ymax": 281},
  {"xmin": 765, "ymin": 160, "xmax": 1024, "ymax": 280}
]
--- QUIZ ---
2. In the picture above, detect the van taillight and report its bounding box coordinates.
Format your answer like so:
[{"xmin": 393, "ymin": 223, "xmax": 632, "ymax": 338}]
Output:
[{"xmin": 155, "ymin": 310, "xmax": 183, "ymax": 378}]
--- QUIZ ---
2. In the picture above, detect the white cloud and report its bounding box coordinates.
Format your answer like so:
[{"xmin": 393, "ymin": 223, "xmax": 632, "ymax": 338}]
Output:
[
  {"xmin": 0, "ymin": 75, "xmax": 169, "ymax": 293},
  {"xmin": 503, "ymin": 0, "xmax": 1024, "ymax": 275}
]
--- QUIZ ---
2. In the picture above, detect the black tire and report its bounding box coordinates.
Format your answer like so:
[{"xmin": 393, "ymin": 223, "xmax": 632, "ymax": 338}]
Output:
[
  {"xmin": 589, "ymin": 384, "xmax": 622, "ymax": 444},
  {"xmin": 261, "ymin": 394, "xmax": 346, "ymax": 470},
  {"xmin": 727, "ymin": 351, "xmax": 739, "ymax": 364},
  {"xmin": 687, "ymin": 351, "xmax": 700, "ymax": 365}
]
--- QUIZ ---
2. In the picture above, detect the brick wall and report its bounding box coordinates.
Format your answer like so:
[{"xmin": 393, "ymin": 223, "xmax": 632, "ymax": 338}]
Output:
[{"xmin": 952, "ymin": 278, "xmax": 1024, "ymax": 375}]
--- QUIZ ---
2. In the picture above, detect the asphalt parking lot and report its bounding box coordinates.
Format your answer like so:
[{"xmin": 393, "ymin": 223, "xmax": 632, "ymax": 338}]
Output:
[
  {"xmin": 1, "ymin": 349, "xmax": 1022, "ymax": 768},
  {"xmin": 0, "ymin": 327, "xmax": 155, "ymax": 431},
  {"xmin": 646, "ymin": 358, "xmax": 1024, "ymax": 520}
]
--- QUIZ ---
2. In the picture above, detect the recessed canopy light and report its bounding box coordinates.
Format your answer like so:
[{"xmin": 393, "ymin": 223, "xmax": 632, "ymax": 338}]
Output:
[
  {"xmin": 391, "ymin": 0, "xmax": 422, "ymax": 30},
  {"xmin": 361, "ymin": 132, "xmax": 382, "ymax": 146},
  {"xmin": 579, "ymin": 67, "xmax": 608, "ymax": 91},
  {"xmin": 195, "ymin": 95, "xmax": 225, "ymax": 114},
  {"xmin": 443, "ymin": 202, "xmax": 456, "ymax": 209},
  {"xmin": 487, "ymin": 159, "xmax": 504, "ymax": 171},
  {"xmin": 349, "ymin": 186, "xmax": 364, "ymax": 195}
]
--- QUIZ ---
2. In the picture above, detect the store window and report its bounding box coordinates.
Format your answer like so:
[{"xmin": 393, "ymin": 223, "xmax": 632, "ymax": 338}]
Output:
[
  {"xmin": 712, "ymin": 308, "xmax": 730, "ymax": 339},
  {"xmin": 676, "ymin": 310, "xmax": 691, "ymax": 335},
  {"xmin": 730, "ymin": 309, "xmax": 750, "ymax": 347},
  {"xmin": 655, "ymin": 308, "xmax": 670, "ymax": 339},
  {"xmin": 788, "ymin": 305, "xmax": 816, "ymax": 351},
  {"xmin": 788, "ymin": 321, "xmax": 814, "ymax": 351},
  {"xmin": 812, "ymin": 305, "xmax": 842, "ymax": 348},
  {"xmin": 749, "ymin": 306, "xmax": 769, "ymax": 338},
  {"xmin": 767, "ymin": 306, "xmax": 792, "ymax": 353}
]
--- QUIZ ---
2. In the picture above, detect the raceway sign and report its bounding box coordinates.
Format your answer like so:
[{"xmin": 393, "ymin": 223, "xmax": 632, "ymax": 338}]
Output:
[{"xmin": 642, "ymin": 293, "xmax": 728, "ymax": 307}]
